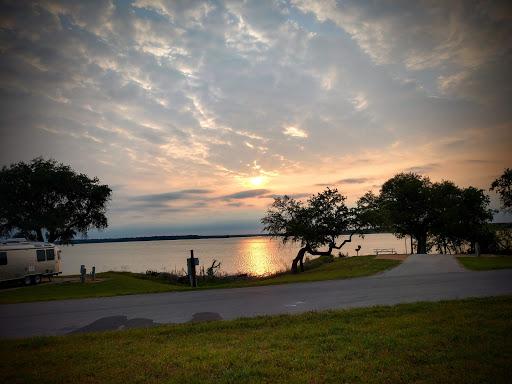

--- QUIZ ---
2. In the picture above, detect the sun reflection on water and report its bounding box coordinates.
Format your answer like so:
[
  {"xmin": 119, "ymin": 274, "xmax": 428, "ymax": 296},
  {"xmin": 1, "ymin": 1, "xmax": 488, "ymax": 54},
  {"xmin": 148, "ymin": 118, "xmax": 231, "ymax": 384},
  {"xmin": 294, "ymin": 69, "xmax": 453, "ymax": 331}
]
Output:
[{"xmin": 240, "ymin": 238, "xmax": 275, "ymax": 276}]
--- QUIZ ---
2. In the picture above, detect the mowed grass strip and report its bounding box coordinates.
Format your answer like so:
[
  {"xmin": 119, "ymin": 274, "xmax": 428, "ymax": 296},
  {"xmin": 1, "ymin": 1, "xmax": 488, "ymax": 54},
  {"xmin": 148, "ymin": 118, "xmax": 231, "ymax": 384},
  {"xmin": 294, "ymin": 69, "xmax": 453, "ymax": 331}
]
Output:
[
  {"xmin": 0, "ymin": 256, "xmax": 400, "ymax": 304},
  {"xmin": 458, "ymin": 255, "xmax": 512, "ymax": 270},
  {"xmin": 211, "ymin": 255, "xmax": 400, "ymax": 288},
  {"xmin": 1, "ymin": 296, "xmax": 511, "ymax": 384},
  {"xmin": 0, "ymin": 272, "xmax": 184, "ymax": 304}
]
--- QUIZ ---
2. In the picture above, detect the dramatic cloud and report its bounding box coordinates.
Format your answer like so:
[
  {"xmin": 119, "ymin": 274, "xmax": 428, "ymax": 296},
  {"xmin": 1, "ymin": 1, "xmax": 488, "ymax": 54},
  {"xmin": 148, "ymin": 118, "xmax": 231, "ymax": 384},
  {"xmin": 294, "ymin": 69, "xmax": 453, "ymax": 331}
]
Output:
[
  {"xmin": 337, "ymin": 178, "xmax": 372, "ymax": 185},
  {"xmin": 222, "ymin": 189, "xmax": 271, "ymax": 200},
  {"xmin": 261, "ymin": 193, "xmax": 310, "ymax": 200},
  {"xmin": 132, "ymin": 189, "xmax": 213, "ymax": 203},
  {"xmin": 404, "ymin": 163, "xmax": 440, "ymax": 174},
  {"xmin": 0, "ymin": 0, "xmax": 510, "ymax": 235},
  {"xmin": 283, "ymin": 126, "xmax": 308, "ymax": 138}
]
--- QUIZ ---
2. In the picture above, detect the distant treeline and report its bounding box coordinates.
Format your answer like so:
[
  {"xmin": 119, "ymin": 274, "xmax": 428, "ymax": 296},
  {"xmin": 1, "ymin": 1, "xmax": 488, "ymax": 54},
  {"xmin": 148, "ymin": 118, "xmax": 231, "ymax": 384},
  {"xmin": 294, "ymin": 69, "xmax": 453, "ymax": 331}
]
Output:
[
  {"xmin": 61, "ymin": 223, "xmax": 511, "ymax": 245},
  {"xmin": 64, "ymin": 234, "xmax": 268, "ymax": 244},
  {"xmin": 62, "ymin": 227, "xmax": 408, "ymax": 245}
]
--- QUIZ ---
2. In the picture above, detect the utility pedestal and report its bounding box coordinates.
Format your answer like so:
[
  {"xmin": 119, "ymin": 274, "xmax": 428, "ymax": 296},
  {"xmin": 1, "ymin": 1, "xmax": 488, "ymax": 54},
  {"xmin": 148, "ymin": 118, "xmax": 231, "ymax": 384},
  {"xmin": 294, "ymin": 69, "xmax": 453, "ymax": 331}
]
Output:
[
  {"xmin": 80, "ymin": 265, "xmax": 86, "ymax": 283},
  {"xmin": 187, "ymin": 250, "xmax": 199, "ymax": 287}
]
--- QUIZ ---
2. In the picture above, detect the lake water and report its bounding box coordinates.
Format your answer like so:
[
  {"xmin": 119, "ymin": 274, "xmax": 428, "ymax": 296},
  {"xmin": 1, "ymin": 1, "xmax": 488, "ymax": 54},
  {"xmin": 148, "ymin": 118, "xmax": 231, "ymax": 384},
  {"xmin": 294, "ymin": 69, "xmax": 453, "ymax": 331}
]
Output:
[{"xmin": 59, "ymin": 233, "xmax": 409, "ymax": 276}]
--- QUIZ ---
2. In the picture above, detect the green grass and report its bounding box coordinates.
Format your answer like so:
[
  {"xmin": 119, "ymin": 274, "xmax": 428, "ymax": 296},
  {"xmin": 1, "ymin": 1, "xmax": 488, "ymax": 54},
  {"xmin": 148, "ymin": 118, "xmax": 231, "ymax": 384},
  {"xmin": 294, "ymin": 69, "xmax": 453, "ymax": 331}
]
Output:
[
  {"xmin": 1, "ymin": 296, "xmax": 511, "ymax": 383},
  {"xmin": 0, "ymin": 272, "xmax": 185, "ymax": 304},
  {"xmin": 209, "ymin": 255, "xmax": 400, "ymax": 288},
  {"xmin": 457, "ymin": 256, "xmax": 512, "ymax": 271},
  {"xmin": 0, "ymin": 256, "xmax": 399, "ymax": 304}
]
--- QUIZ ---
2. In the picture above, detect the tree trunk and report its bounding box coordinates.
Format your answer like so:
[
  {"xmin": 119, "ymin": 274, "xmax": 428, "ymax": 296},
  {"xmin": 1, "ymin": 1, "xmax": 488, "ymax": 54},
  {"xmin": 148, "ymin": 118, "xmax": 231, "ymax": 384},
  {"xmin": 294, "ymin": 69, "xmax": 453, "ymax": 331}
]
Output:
[
  {"xmin": 417, "ymin": 233, "xmax": 427, "ymax": 254},
  {"xmin": 291, "ymin": 233, "xmax": 360, "ymax": 273},
  {"xmin": 410, "ymin": 235, "xmax": 414, "ymax": 254},
  {"xmin": 291, "ymin": 247, "xmax": 308, "ymax": 274},
  {"xmin": 36, "ymin": 228, "xmax": 44, "ymax": 242},
  {"xmin": 332, "ymin": 231, "xmax": 359, "ymax": 251},
  {"xmin": 47, "ymin": 231, "xmax": 58, "ymax": 243}
]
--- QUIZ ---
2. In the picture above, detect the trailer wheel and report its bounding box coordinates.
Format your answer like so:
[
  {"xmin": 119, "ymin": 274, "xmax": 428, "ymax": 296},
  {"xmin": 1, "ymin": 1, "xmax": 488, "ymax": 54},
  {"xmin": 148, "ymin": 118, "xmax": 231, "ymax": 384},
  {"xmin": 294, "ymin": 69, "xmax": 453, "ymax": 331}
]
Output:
[
  {"xmin": 33, "ymin": 275, "xmax": 42, "ymax": 285},
  {"xmin": 24, "ymin": 276, "xmax": 32, "ymax": 285}
]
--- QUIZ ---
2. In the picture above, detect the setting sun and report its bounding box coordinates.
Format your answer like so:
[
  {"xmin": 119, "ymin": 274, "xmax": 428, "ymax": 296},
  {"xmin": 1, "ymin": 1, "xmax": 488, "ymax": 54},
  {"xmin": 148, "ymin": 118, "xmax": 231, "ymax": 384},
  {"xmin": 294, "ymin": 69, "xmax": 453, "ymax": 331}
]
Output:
[{"xmin": 249, "ymin": 176, "xmax": 266, "ymax": 187}]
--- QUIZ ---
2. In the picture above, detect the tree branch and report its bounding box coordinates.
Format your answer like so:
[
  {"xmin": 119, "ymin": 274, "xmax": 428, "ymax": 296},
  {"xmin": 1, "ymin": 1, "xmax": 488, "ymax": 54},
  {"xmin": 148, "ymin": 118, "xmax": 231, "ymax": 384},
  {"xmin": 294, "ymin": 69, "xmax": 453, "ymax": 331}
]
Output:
[{"xmin": 331, "ymin": 229, "xmax": 360, "ymax": 249}]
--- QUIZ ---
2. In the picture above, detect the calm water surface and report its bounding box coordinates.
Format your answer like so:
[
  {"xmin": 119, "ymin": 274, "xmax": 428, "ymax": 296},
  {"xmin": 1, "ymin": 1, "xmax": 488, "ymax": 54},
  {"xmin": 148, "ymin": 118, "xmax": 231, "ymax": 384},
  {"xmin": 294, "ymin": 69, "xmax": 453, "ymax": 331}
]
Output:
[{"xmin": 60, "ymin": 233, "xmax": 409, "ymax": 276}]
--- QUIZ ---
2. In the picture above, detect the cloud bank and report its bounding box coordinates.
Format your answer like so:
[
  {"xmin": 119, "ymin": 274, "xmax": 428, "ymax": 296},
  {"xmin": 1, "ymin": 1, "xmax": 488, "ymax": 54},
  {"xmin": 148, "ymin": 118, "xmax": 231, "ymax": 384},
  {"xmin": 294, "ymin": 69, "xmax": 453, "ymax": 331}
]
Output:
[{"xmin": 0, "ymin": 0, "xmax": 510, "ymax": 235}]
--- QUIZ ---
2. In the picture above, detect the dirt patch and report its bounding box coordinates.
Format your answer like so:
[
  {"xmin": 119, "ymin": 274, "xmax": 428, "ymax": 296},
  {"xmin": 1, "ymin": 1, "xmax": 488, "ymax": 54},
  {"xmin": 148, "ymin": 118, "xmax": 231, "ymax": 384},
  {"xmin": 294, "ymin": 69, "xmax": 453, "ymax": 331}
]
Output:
[{"xmin": 375, "ymin": 254, "xmax": 409, "ymax": 261}]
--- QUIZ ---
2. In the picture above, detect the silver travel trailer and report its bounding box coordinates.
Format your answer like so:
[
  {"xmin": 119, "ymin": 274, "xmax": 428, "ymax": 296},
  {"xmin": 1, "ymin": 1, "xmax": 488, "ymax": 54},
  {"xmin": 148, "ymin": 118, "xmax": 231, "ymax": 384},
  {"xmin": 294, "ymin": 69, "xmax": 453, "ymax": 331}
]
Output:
[{"xmin": 0, "ymin": 238, "xmax": 62, "ymax": 284}]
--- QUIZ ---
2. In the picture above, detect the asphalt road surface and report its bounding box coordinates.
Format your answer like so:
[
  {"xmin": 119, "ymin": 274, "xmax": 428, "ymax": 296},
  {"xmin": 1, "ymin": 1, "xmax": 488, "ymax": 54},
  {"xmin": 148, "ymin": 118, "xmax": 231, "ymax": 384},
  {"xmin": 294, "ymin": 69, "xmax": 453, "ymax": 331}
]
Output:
[{"xmin": 1, "ymin": 255, "xmax": 511, "ymax": 338}]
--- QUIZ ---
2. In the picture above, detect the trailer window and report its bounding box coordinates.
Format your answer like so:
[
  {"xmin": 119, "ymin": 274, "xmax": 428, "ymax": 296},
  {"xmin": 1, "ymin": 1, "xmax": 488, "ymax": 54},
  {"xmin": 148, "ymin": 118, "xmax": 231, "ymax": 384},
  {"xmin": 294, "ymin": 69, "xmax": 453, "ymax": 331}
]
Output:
[
  {"xmin": 0, "ymin": 252, "xmax": 6, "ymax": 265},
  {"xmin": 46, "ymin": 249, "xmax": 55, "ymax": 260},
  {"xmin": 36, "ymin": 249, "xmax": 46, "ymax": 262}
]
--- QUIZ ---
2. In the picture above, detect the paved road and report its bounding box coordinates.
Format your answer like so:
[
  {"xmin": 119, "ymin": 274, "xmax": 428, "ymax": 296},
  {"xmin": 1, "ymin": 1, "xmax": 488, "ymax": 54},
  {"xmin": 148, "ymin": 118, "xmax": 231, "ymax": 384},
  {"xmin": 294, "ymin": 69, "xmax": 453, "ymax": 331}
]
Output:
[{"xmin": 1, "ymin": 255, "xmax": 511, "ymax": 338}]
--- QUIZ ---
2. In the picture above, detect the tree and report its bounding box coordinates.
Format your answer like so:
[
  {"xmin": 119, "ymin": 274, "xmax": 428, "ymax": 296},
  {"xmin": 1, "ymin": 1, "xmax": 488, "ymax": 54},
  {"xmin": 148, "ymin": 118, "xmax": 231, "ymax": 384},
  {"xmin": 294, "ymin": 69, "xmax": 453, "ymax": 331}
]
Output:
[
  {"xmin": 0, "ymin": 158, "xmax": 112, "ymax": 244},
  {"xmin": 362, "ymin": 172, "xmax": 493, "ymax": 254},
  {"xmin": 491, "ymin": 168, "xmax": 512, "ymax": 214},
  {"xmin": 261, "ymin": 188, "xmax": 361, "ymax": 273},
  {"xmin": 429, "ymin": 182, "xmax": 492, "ymax": 253},
  {"xmin": 377, "ymin": 173, "xmax": 432, "ymax": 254}
]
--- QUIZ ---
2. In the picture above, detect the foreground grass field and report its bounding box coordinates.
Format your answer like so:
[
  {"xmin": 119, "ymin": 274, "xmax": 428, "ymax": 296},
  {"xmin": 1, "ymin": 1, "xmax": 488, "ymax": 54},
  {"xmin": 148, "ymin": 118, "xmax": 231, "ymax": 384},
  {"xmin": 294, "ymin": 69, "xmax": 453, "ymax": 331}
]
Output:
[
  {"xmin": 1, "ymin": 296, "xmax": 510, "ymax": 383},
  {"xmin": 0, "ymin": 256, "xmax": 400, "ymax": 304},
  {"xmin": 458, "ymin": 255, "xmax": 512, "ymax": 271}
]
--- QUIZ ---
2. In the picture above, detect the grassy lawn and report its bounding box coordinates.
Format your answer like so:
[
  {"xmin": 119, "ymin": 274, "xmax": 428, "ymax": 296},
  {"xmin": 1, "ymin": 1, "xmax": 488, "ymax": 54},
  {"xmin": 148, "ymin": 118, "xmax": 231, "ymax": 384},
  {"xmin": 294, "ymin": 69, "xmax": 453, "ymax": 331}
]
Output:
[
  {"xmin": 1, "ymin": 296, "xmax": 510, "ymax": 383},
  {"xmin": 0, "ymin": 256, "xmax": 399, "ymax": 304},
  {"xmin": 208, "ymin": 255, "xmax": 400, "ymax": 288},
  {"xmin": 457, "ymin": 255, "xmax": 512, "ymax": 271},
  {"xmin": 0, "ymin": 272, "xmax": 183, "ymax": 304}
]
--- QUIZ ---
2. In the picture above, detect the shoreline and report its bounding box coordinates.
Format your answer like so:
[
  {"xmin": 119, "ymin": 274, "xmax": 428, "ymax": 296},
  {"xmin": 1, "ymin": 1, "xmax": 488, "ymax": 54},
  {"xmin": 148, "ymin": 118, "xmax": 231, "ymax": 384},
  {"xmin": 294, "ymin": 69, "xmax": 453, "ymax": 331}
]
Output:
[{"xmin": 63, "ymin": 228, "xmax": 393, "ymax": 245}]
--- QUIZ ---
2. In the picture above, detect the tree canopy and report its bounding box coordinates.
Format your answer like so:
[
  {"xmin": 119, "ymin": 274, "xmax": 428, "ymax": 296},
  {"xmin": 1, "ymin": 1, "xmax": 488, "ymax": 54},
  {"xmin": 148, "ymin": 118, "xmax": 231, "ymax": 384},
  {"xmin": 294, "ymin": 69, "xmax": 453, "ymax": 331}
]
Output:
[
  {"xmin": 379, "ymin": 173, "xmax": 432, "ymax": 253},
  {"xmin": 491, "ymin": 168, "xmax": 512, "ymax": 214},
  {"xmin": 359, "ymin": 173, "xmax": 493, "ymax": 254},
  {"xmin": 261, "ymin": 188, "xmax": 361, "ymax": 273},
  {"xmin": 0, "ymin": 158, "xmax": 112, "ymax": 244}
]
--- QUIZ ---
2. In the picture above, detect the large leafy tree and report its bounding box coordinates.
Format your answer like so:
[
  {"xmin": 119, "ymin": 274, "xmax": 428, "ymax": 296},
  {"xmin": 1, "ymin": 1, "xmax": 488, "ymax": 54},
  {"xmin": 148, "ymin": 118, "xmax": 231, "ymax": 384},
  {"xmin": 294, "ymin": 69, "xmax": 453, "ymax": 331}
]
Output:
[
  {"xmin": 378, "ymin": 173, "xmax": 432, "ymax": 254},
  {"xmin": 491, "ymin": 168, "xmax": 512, "ymax": 214},
  {"xmin": 429, "ymin": 181, "xmax": 492, "ymax": 253},
  {"xmin": 0, "ymin": 158, "xmax": 112, "ymax": 244},
  {"xmin": 361, "ymin": 173, "xmax": 493, "ymax": 254},
  {"xmin": 261, "ymin": 188, "xmax": 361, "ymax": 273}
]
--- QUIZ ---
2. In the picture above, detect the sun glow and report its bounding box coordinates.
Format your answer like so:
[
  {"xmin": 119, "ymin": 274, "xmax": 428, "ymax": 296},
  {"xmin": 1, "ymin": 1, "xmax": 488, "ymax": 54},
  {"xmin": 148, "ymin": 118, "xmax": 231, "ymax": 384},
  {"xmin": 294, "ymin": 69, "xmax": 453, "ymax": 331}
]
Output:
[
  {"xmin": 241, "ymin": 238, "xmax": 273, "ymax": 276},
  {"xmin": 249, "ymin": 176, "xmax": 266, "ymax": 187}
]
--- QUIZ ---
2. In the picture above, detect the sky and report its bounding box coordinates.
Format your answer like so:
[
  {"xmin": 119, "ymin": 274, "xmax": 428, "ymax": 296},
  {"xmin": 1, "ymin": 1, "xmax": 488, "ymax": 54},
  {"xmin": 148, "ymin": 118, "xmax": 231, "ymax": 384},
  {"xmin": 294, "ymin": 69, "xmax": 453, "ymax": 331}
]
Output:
[{"xmin": 0, "ymin": 0, "xmax": 511, "ymax": 237}]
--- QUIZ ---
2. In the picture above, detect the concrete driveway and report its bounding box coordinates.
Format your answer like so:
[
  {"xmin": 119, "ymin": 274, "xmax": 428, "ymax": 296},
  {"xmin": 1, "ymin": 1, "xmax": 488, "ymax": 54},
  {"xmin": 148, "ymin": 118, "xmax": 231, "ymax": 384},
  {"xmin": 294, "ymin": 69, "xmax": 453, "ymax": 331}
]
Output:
[
  {"xmin": 1, "ymin": 254, "xmax": 511, "ymax": 338},
  {"xmin": 380, "ymin": 254, "xmax": 467, "ymax": 276}
]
